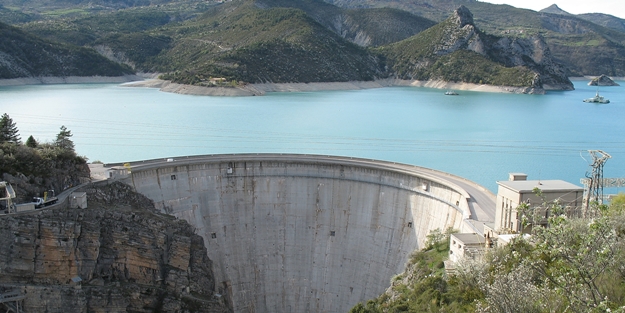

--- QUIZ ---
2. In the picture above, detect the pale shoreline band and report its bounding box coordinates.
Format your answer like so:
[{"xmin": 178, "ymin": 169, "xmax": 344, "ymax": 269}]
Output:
[{"xmin": 0, "ymin": 75, "xmax": 618, "ymax": 96}]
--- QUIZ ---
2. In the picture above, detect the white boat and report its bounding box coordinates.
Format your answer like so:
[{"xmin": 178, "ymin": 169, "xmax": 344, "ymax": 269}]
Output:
[
  {"xmin": 583, "ymin": 91, "xmax": 610, "ymax": 103},
  {"xmin": 445, "ymin": 90, "xmax": 459, "ymax": 95}
]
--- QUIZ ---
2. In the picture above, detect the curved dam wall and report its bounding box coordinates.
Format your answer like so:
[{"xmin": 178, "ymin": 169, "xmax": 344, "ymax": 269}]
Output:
[{"xmin": 121, "ymin": 154, "xmax": 475, "ymax": 313}]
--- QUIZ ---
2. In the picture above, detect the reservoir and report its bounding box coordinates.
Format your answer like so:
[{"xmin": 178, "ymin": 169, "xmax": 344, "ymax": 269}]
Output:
[{"xmin": 2, "ymin": 79, "xmax": 624, "ymax": 193}]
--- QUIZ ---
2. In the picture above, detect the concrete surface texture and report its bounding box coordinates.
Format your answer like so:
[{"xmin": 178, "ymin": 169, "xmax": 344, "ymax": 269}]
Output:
[{"xmin": 121, "ymin": 154, "xmax": 492, "ymax": 313}]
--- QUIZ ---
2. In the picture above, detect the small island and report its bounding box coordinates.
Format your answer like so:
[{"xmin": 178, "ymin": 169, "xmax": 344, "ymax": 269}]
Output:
[{"xmin": 588, "ymin": 74, "xmax": 620, "ymax": 86}]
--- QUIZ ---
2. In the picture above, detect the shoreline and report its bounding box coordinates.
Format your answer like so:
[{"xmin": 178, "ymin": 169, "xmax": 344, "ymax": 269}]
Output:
[
  {"xmin": 2, "ymin": 75, "xmax": 613, "ymax": 96},
  {"xmin": 121, "ymin": 78, "xmax": 550, "ymax": 96},
  {"xmin": 0, "ymin": 75, "xmax": 144, "ymax": 87}
]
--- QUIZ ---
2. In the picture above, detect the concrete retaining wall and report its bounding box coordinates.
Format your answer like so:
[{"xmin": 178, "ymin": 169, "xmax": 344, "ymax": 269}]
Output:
[{"xmin": 124, "ymin": 155, "xmax": 473, "ymax": 313}]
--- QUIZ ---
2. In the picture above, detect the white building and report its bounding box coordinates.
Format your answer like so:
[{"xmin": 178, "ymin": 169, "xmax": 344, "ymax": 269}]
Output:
[
  {"xmin": 449, "ymin": 173, "xmax": 584, "ymax": 268},
  {"xmin": 448, "ymin": 233, "xmax": 486, "ymax": 263},
  {"xmin": 493, "ymin": 173, "xmax": 583, "ymax": 235}
]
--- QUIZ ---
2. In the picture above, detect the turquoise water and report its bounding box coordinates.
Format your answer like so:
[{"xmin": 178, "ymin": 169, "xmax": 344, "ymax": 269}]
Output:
[{"xmin": 1, "ymin": 80, "xmax": 624, "ymax": 192}]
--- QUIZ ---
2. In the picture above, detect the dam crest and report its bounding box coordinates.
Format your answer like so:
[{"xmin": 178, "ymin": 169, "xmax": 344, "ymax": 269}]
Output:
[{"xmin": 115, "ymin": 154, "xmax": 493, "ymax": 313}]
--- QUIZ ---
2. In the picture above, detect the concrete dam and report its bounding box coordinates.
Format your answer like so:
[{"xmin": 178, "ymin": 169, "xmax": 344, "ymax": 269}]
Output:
[{"xmin": 117, "ymin": 154, "xmax": 494, "ymax": 313}]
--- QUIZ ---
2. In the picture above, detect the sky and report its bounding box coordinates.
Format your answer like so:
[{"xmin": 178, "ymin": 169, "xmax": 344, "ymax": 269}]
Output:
[{"xmin": 481, "ymin": 0, "xmax": 625, "ymax": 19}]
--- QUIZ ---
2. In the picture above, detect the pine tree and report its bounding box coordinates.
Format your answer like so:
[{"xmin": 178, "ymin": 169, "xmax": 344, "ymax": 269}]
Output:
[
  {"xmin": 0, "ymin": 113, "xmax": 21, "ymax": 144},
  {"xmin": 25, "ymin": 135, "xmax": 38, "ymax": 148},
  {"xmin": 55, "ymin": 125, "xmax": 75, "ymax": 151}
]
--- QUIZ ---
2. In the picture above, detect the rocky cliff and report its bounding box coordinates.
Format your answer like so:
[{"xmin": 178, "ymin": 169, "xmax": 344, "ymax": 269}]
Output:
[
  {"xmin": 378, "ymin": 6, "xmax": 573, "ymax": 93},
  {"xmin": 0, "ymin": 182, "xmax": 231, "ymax": 313}
]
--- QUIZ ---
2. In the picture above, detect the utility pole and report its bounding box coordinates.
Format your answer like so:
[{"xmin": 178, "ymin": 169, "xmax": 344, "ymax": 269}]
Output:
[{"xmin": 583, "ymin": 150, "xmax": 611, "ymax": 217}]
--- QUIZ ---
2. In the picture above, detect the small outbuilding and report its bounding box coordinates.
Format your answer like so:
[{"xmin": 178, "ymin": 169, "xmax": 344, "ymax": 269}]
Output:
[{"xmin": 448, "ymin": 233, "xmax": 486, "ymax": 263}]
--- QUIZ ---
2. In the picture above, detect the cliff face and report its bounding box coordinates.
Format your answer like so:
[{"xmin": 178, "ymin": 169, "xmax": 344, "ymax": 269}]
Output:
[
  {"xmin": 0, "ymin": 182, "xmax": 231, "ymax": 313},
  {"xmin": 487, "ymin": 35, "xmax": 573, "ymax": 90},
  {"xmin": 379, "ymin": 6, "xmax": 573, "ymax": 93}
]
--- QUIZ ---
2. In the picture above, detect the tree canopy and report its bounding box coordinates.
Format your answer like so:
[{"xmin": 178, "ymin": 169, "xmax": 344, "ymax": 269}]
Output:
[
  {"xmin": 54, "ymin": 125, "xmax": 75, "ymax": 151},
  {"xmin": 25, "ymin": 135, "xmax": 37, "ymax": 148},
  {"xmin": 0, "ymin": 113, "xmax": 21, "ymax": 144}
]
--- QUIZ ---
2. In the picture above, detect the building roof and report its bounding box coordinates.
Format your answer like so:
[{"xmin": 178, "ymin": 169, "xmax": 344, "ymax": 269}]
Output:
[
  {"xmin": 497, "ymin": 179, "xmax": 583, "ymax": 193},
  {"xmin": 451, "ymin": 233, "xmax": 485, "ymax": 245},
  {"xmin": 497, "ymin": 233, "xmax": 531, "ymax": 245}
]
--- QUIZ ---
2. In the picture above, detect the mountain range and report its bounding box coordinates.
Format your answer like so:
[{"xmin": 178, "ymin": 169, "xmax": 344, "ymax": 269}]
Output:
[{"xmin": 1, "ymin": 0, "xmax": 624, "ymax": 91}]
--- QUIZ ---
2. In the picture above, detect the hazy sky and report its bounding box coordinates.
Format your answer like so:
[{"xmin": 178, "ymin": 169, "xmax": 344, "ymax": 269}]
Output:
[{"xmin": 481, "ymin": 0, "xmax": 625, "ymax": 19}]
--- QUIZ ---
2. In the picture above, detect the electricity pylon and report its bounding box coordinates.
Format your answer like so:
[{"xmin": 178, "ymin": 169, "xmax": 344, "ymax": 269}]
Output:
[{"xmin": 583, "ymin": 150, "xmax": 611, "ymax": 217}]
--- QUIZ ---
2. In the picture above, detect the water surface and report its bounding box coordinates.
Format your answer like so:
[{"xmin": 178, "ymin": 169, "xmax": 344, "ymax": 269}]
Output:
[{"xmin": 2, "ymin": 80, "xmax": 624, "ymax": 193}]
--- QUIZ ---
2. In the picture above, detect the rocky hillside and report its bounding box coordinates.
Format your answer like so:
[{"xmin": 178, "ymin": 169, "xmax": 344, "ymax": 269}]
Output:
[
  {"xmin": 0, "ymin": 182, "xmax": 232, "ymax": 313},
  {"xmin": 252, "ymin": 0, "xmax": 436, "ymax": 47},
  {"xmin": 540, "ymin": 4, "xmax": 625, "ymax": 33},
  {"xmin": 326, "ymin": 0, "xmax": 625, "ymax": 77},
  {"xmin": 155, "ymin": 1, "xmax": 386, "ymax": 85},
  {"xmin": 378, "ymin": 6, "xmax": 573, "ymax": 93},
  {"xmin": 0, "ymin": 22, "xmax": 133, "ymax": 79},
  {"xmin": 577, "ymin": 13, "xmax": 625, "ymax": 33}
]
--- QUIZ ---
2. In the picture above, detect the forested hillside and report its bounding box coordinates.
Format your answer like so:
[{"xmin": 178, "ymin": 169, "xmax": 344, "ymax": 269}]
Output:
[{"xmin": 0, "ymin": 22, "xmax": 133, "ymax": 79}]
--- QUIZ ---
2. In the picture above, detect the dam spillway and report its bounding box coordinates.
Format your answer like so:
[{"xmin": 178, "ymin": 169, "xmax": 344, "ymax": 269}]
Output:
[{"xmin": 118, "ymin": 154, "xmax": 489, "ymax": 313}]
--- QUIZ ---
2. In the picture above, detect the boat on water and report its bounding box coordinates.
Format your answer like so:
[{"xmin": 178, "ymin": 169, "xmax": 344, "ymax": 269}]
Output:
[
  {"xmin": 445, "ymin": 90, "xmax": 459, "ymax": 95},
  {"xmin": 583, "ymin": 91, "xmax": 610, "ymax": 103}
]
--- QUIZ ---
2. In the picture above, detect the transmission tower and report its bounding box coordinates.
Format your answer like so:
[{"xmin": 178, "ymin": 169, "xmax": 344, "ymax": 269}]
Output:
[{"xmin": 583, "ymin": 150, "xmax": 611, "ymax": 217}]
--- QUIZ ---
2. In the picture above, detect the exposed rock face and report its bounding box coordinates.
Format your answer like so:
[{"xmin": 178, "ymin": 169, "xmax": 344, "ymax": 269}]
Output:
[
  {"xmin": 588, "ymin": 74, "xmax": 620, "ymax": 86},
  {"xmin": 488, "ymin": 35, "xmax": 573, "ymax": 90},
  {"xmin": 0, "ymin": 182, "xmax": 231, "ymax": 313},
  {"xmin": 383, "ymin": 6, "xmax": 573, "ymax": 93},
  {"xmin": 454, "ymin": 5, "xmax": 474, "ymax": 27}
]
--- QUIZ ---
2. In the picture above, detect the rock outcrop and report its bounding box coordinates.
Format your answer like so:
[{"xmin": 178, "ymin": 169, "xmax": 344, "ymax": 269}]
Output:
[
  {"xmin": 588, "ymin": 74, "xmax": 620, "ymax": 86},
  {"xmin": 0, "ymin": 182, "xmax": 231, "ymax": 313},
  {"xmin": 539, "ymin": 4, "xmax": 572, "ymax": 16}
]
